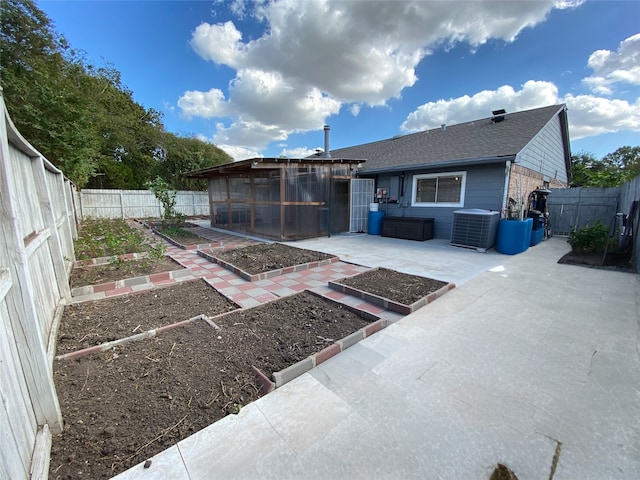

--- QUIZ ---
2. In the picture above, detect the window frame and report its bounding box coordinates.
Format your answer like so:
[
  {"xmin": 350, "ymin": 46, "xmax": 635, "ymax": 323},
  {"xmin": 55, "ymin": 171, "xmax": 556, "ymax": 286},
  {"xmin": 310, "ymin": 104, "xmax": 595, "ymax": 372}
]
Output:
[{"xmin": 411, "ymin": 171, "xmax": 467, "ymax": 207}]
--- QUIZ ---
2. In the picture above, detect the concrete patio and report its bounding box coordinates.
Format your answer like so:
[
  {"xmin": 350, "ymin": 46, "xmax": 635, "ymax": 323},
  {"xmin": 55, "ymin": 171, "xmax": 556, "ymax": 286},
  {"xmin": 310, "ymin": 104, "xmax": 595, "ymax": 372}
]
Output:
[{"xmin": 112, "ymin": 234, "xmax": 640, "ymax": 480}]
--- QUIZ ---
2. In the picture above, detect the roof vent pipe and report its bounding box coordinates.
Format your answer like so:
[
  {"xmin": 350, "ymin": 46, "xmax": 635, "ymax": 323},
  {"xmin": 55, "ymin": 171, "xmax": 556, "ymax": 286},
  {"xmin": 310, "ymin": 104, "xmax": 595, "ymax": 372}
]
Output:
[
  {"xmin": 323, "ymin": 125, "xmax": 331, "ymax": 158},
  {"xmin": 441, "ymin": 124, "xmax": 446, "ymax": 131}
]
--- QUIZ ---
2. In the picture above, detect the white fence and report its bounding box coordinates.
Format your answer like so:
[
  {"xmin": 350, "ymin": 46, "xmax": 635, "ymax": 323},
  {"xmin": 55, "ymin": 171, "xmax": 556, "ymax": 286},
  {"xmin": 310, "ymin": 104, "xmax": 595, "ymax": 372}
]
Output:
[
  {"xmin": 80, "ymin": 189, "xmax": 210, "ymax": 219},
  {"xmin": 1, "ymin": 89, "xmax": 77, "ymax": 478}
]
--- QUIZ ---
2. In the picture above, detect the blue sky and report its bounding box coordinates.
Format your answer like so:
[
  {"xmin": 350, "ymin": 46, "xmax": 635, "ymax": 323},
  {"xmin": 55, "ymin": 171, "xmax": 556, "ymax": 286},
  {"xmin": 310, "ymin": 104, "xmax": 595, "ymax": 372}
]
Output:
[{"xmin": 38, "ymin": 0, "xmax": 639, "ymax": 161}]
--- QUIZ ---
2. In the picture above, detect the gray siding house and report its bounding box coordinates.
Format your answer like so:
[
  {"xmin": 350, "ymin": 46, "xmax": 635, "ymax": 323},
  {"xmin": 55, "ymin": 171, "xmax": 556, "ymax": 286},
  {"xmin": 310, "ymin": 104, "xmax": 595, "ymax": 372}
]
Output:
[{"xmin": 321, "ymin": 104, "xmax": 571, "ymax": 239}]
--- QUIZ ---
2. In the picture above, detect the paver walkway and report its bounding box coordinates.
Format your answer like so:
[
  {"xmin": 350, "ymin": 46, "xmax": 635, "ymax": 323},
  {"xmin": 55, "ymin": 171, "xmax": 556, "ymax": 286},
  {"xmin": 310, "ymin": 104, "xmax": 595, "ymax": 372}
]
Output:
[{"xmin": 70, "ymin": 226, "xmax": 404, "ymax": 324}]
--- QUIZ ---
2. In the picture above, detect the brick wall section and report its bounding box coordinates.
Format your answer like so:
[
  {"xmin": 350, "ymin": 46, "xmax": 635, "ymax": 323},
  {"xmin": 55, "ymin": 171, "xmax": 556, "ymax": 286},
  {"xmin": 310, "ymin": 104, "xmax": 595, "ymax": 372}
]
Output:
[{"xmin": 507, "ymin": 164, "xmax": 567, "ymax": 215}]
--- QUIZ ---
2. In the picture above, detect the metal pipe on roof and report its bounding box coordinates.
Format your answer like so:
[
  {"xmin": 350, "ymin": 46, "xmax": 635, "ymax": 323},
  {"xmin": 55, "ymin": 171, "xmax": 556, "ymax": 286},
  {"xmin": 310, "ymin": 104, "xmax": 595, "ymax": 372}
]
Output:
[{"xmin": 323, "ymin": 125, "xmax": 331, "ymax": 158}]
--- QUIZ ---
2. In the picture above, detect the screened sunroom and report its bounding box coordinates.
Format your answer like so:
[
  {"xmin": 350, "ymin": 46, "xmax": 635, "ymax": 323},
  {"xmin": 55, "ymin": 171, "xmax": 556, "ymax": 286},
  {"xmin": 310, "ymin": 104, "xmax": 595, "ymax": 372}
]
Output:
[{"xmin": 184, "ymin": 157, "xmax": 365, "ymax": 241}]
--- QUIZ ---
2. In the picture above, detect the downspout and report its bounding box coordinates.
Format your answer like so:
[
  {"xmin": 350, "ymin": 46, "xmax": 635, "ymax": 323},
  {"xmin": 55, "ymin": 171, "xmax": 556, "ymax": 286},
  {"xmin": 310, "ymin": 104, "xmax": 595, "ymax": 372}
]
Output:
[{"xmin": 501, "ymin": 160, "xmax": 511, "ymax": 218}]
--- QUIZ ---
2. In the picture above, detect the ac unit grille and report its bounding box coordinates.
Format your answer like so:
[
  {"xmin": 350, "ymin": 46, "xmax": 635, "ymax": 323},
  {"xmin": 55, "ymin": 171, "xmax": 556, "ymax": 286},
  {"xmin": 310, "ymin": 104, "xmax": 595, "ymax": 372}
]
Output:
[{"xmin": 451, "ymin": 210, "xmax": 499, "ymax": 250}]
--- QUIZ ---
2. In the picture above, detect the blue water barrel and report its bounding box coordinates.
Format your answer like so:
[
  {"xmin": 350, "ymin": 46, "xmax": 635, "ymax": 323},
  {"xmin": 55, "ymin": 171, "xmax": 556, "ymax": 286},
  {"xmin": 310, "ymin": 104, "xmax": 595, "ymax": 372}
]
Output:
[
  {"xmin": 530, "ymin": 228, "xmax": 544, "ymax": 246},
  {"xmin": 496, "ymin": 218, "xmax": 533, "ymax": 255},
  {"xmin": 368, "ymin": 211, "xmax": 385, "ymax": 235}
]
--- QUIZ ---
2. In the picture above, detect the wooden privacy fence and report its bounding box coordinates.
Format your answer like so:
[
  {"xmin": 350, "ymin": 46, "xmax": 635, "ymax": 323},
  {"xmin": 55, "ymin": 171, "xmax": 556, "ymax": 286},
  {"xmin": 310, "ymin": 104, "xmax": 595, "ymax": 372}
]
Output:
[
  {"xmin": 547, "ymin": 187, "xmax": 621, "ymax": 235},
  {"xmin": 1, "ymin": 89, "xmax": 78, "ymax": 478},
  {"xmin": 80, "ymin": 189, "xmax": 210, "ymax": 219},
  {"xmin": 549, "ymin": 175, "xmax": 640, "ymax": 272}
]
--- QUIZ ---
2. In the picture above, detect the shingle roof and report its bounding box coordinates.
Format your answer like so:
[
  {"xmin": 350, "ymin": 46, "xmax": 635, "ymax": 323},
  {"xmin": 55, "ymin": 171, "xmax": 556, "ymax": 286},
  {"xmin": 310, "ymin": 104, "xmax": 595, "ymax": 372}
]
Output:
[{"xmin": 324, "ymin": 104, "xmax": 567, "ymax": 173}]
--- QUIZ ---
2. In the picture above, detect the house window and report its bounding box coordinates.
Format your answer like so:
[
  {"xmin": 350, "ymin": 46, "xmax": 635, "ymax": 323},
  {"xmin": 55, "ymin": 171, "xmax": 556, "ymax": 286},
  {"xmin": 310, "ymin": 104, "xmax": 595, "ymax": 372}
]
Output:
[{"xmin": 412, "ymin": 172, "xmax": 466, "ymax": 207}]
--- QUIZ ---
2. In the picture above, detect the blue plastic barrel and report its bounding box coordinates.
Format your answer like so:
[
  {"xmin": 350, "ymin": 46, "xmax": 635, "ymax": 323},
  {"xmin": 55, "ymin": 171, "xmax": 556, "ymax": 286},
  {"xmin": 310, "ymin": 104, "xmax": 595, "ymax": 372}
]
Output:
[
  {"xmin": 530, "ymin": 228, "xmax": 544, "ymax": 246},
  {"xmin": 368, "ymin": 211, "xmax": 385, "ymax": 235},
  {"xmin": 496, "ymin": 218, "xmax": 533, "ymax": 255}
]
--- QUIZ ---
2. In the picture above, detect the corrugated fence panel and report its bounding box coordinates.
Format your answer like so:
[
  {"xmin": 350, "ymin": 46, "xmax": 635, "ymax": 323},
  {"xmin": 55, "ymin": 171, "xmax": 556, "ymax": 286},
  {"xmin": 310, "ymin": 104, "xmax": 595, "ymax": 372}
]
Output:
[
  {"xmin": 80, "ymin": 189, "xmax": 210, "ymax": 219},
  {"xmin": 548, "ymin": 187, "xmax": 620, "ymax": 235}
]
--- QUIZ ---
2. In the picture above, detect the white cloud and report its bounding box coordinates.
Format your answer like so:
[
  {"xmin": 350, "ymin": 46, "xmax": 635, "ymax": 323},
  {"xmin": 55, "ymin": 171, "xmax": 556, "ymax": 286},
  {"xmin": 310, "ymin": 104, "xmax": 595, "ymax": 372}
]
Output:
[
  {"xmin": 278, "ymin": 146, "xmax": 317, "ymax": 158},
  {"xmin": 219, "ymin": 144, "xmax": 263, "ymax": 161},
  {"xmin": 180, "ymin": 0, "xmax": 571, "ymax": 154},
  {"xmin": 583, "ymin": 33, "xmax": 640, "ymax": 95},
  {"xmin": 401, "ymin": 81, "xmax": 559, "ymax": 131},
  {"xmin": 212, "ymin": 119, "xmax": 288, "ymax": 151},
  {"xmin": 401, "ymin": 80, "xmax": 640, "ymax": 141},
  {"xmin": 190, "ymin": 21, "xmax": 245, "ymax": 67},
  {"xmin": 178, "ymin": 88, "xmax": 228, "ymax": 119},
  {"xmin": 563, "ymin": 95, "xmax": 640, "ymax": 139},
  {"xmin": 229, "ymin": 69, "xmax": 341, "ymax": 129}
]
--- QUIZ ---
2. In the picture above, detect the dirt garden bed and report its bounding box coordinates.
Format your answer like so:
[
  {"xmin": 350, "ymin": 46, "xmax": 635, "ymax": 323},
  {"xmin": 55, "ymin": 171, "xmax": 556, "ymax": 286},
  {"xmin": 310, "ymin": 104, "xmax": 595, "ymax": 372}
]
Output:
[
  {"xmin": 558, "ymin": 249, "xmax": 634, "ymax": 272},
  {"xmin": 50, "ymin": 291, "xmax": 373, "ymax": 480},
  {"xmin": 331, "ymin": 267, "xmax": 451, "ymax": 314},
  {"xmin": 203, "ymin": 243, "xmax": 336, "ymax": 279},
  {"xmin": 70, "ymin": 257, "xmax": 183, "ymax": 288},
  {"xmin": 58, "ymin": 280, "xmax": 237, "ymax": 353}
]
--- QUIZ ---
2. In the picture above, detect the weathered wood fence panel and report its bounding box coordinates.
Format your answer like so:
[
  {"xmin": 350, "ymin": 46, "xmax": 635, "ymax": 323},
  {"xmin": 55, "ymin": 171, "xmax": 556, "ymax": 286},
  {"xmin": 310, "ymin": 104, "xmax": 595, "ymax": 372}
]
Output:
[
  {"xmin": 547, "ymin": 187, "xmax": 621, "ymax": 235},
  {"xmin": 549, "ymin": 176, "xmax": 640, "ymax": 272},
  {"xmin": 1, "ymin": 90, "xmax": 72, "ymax": 478},
  {"xmin": 80, "ymin": 189, "xmax": 210, "ymax": 219},
  {"xmin": 619, "ymin": 176, "xmax": 640, "ymax": 272}
]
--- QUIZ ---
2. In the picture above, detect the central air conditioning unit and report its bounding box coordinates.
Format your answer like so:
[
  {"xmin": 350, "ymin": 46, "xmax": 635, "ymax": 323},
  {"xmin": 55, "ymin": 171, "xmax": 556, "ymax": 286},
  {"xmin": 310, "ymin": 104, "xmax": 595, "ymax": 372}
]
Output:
[{"xmin": 451, "ymin": 209, "xmax": 500, "ymax": 252}]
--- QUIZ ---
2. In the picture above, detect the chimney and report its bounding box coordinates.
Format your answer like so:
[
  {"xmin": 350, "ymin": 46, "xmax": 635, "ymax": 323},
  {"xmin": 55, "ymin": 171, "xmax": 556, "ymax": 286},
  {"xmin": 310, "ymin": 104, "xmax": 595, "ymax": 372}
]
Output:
[
  {"xmin": 323, "ymin": 125, "xmax": 331, "ymax": 158},
  {"xmin": 441, "ymin": 124, "xmax": 446, "ymax": 131}
]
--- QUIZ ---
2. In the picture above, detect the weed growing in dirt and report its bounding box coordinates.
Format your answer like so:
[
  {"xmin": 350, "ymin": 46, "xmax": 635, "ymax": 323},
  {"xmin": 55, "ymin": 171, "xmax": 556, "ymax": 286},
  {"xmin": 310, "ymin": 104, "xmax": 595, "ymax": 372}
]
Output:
[
  {"xmin": 160, "ymin": 226, "xmax": 199, "ymax": 238},
  {"xmin": 74, "ymin": 218, "xmax": 165, "ymax": 260}
]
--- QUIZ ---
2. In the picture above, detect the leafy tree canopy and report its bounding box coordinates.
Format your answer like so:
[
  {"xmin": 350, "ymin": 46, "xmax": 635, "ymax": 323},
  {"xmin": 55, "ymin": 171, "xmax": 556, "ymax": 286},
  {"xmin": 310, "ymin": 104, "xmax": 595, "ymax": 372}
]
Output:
[
  {"xmin": 1, "ymin": 0, "xmax": 232, "ymax": 189},
  {"xmin": 570, "ymin": 146, "xmax": 640, "ymax": 188}
]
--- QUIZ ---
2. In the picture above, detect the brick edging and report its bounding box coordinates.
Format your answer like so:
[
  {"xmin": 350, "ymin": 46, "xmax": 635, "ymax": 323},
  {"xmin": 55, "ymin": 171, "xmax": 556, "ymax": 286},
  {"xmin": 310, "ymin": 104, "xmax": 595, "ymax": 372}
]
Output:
[
  {"xmin": 197, "ymin": 249, "xmax": 340, "ymax": 282},
  {"xmin": 271, "ymin": 316, "xmax": 389, "ymax": 388},
  {"xmin": 153, "ymin": 229, "xmax": 220, "ymax": 251},
  {"xmin": 70, "ymin": 267, "xmax": 195, "ymax": 298},
  {"xmin": 328, "ymin": 268, "xmax": 456, "ymax": 315},
  {"xmin": 55, "ymin": 314, "xmax": 213, "ymax": 361}
]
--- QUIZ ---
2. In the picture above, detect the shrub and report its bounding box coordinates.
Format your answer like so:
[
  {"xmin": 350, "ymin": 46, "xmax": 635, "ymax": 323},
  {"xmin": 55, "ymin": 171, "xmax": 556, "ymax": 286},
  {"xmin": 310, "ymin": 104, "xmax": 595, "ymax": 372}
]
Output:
[{"xmin": 567, "ymin": 221, "xmax": 609, "ymax": 253}]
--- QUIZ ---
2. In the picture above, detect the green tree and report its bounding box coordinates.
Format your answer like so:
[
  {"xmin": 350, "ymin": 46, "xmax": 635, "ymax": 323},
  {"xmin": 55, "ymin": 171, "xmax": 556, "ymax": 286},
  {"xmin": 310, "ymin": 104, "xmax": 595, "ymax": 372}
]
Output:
[
  {"xmin": 602, "ymin": 146, "xmax": 640, "ymax": 184},
  {"xmin": 154, "ymin": 134, "xmax": 233, "ymax": 190},
  {"xmin": 1, "ymin": 0, "xmax": 100, "ymax": 185},
  {"xmin": 570, "ymin": 149, "xmax": 635, "ymax": 188},
  {"xmin": 1, "ymin": 0, "xmax": 232, "ymax": 189}
]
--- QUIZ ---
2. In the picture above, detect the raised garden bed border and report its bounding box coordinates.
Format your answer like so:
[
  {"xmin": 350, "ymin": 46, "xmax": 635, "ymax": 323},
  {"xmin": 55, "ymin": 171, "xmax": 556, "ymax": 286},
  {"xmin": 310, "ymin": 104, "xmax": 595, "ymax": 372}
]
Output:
[
  {"xmin": 55, "ymin": 289, "xmax": 387, "ymax": 393},
  {"xmin": 328, "ymin": 267, "xmax": 456, "ymax": 315},
  {"xmin": 153, "ymin": 229, "xmax": 221, "ymax": 251},
  {"xmin": 197, "ymin": 249, "xmax": 341, "ymax": 281},
  {"xmin": 70, "ymin": 266, "xmax": 194, "ymax": 299}
]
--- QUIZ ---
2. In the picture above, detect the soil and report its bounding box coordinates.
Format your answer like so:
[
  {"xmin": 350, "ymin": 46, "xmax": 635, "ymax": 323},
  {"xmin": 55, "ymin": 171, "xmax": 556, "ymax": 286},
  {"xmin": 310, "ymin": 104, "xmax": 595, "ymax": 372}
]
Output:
[
  {"xmin": 156, "ymin": 226, "xmax": 210, "ymax": 246},
  {"xmin": 57, "ymin": 280, "xmax": 237, "ymax": 353},
  {"xmin": 336, "ymin": 267, "xmax": 448, "ymax": 305},
  {"xmin": 70, "ymin": 257, "xmax": 183, "ymax": 288},
  {"xmin": 210, "ymin": 243, "xmax": 334, "ymax": 274},
  {"xmin": 50, "ymin": 291, "xmax": 371, "ymax": 480},
  {"xmin": 558, "ymin": 249, "xmax": 634, "ymax": 272}
]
